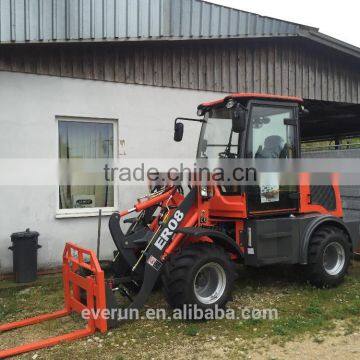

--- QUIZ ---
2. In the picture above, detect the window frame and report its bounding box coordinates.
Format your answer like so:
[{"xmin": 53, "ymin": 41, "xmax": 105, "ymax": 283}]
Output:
[
  {"xmin": 55, "ymin": 116, "xmax": 118, "ymax": 219},
  {"xmin": 244, "ymin": 100, "xmax": 301, "ymax": 213},
  {"xmin": 244, "ymin": 100, "xmax": 300, "ymax": 159}
]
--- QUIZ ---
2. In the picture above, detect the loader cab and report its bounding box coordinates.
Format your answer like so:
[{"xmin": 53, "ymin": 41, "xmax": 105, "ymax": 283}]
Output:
[
  {"xmin": 196, "ymin": 95, "xmax": 301, "ymax": 160},
  {"xmin": 195, "ymin": 94, "xmax": 303, "ymax": 215}
]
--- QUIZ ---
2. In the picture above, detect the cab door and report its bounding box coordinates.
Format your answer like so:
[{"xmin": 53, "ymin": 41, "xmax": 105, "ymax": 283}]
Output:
[{"xmin": 245, "ymin": 101, "xmax": 299, "ymax": 215}]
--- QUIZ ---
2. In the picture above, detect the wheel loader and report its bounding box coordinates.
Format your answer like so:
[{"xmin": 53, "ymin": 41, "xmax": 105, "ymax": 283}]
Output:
[
  {"xmin": 1, "ymin": 93, "xmax": 359, "ymax": 358},
  {"xmin": 101, "ymin": 93, "xmax": 359, "ymax": 316}
]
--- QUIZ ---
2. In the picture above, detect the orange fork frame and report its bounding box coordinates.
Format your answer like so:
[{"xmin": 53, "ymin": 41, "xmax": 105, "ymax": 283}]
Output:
[{"xmin": 0, "ymin": 243, "xmax": 107, "ymax": 359}]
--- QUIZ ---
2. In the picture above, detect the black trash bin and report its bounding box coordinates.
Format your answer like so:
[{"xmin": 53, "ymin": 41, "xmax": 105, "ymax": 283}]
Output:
[{"xmin": 9, "ymin": 229, "xmax": 41, "ymax": 283}]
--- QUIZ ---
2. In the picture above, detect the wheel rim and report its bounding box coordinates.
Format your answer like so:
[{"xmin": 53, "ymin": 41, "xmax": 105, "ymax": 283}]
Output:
[
  {"xmin": 323, "ymin": 242, "xmax": 345, "ymax": 276},
  {"xmin": 194, "ymin": 262, "xmax": 227, "ymax": 305}
]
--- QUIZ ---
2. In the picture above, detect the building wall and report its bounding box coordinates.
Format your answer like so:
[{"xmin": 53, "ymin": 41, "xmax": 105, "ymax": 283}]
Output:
[
  {"xmin": 0, "ymin": 38, "xmax": 359, "ymax": 104},
  {"xmin": 0, "ymin": 71, "xmax": 223, "ymax": 273}
]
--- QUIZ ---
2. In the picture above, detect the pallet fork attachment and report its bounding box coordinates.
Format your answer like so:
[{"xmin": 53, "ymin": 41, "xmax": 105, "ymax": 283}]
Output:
[
  {"xmin": 0, "ymin": 243, "xmax": 107, "ymax": 359},
  {"xmin": 0, "ymin": 189, "xmax": 197, "ymax": 357}
]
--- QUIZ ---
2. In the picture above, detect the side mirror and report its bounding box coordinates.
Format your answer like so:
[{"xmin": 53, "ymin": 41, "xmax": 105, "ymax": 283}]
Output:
[
  {"xmin": 174, "ymin": 122, "xmax": 184, "ymax": 142},
  {"xmin": 232, "ymin": 108, "xmax": 246, "ymax": 133}
]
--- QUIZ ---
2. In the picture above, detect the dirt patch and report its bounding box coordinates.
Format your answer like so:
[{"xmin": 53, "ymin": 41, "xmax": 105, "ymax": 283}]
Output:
[
  {"xmin": 150, "ymin": 323, "xmax": 360, "ymax": 360},
  {"xmin": 252, "ymin": 332, "xmax": 360, "ymax": 360}
]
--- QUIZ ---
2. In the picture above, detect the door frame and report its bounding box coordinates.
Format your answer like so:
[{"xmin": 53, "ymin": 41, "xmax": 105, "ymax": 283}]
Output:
[{"xmin": 244, "ymin": 100, "xmax": 301, "ymax": 215}]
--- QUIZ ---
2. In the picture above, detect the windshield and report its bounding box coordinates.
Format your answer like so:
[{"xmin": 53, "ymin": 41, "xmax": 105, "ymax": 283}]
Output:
[{"xmin": 197, "ymin": 107, "xmax": 240, "ymax": 159}]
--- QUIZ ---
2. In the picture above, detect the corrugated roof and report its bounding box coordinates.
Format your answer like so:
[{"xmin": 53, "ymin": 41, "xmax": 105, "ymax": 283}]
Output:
[
  {"xmin": 0, "ymin": 0, "xmax": 315, "ymax": 43},
  {"xmin": 0, "ymin": 0, "xmax": 359, "ymax": 59}
]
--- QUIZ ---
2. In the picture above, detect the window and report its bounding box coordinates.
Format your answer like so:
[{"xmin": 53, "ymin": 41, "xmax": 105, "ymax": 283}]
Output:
[
  {"xmin": 58, "ymin": 118, "xmax": 116, "ymax": 216},
  {"xmin": 246, "ymin": 105, "xmax": 298, "ymax": 208},
  {"xmin": 197, "ymin": 108, "xmax": 240, "ymax": 159},
  {"xmin": 248, "ymin": 105, "xmax": 296, "ymax": 159}
]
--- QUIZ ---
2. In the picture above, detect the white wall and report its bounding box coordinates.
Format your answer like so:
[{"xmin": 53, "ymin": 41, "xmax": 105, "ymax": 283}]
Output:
[{"xmin": 0, "ymin": 71, "xmax": 223, "ymax": 272}]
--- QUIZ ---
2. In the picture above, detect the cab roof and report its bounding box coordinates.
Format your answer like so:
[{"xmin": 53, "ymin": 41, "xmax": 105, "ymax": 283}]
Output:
[{"xmin": 198, "ymin": 93, "xmax": 303, "ymax": 110}]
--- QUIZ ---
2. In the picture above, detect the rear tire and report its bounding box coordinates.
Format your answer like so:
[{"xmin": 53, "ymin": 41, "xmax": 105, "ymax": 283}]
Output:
[
  {"xmin": 162, "ymin": 243, "xmax": 236, "ymax": 313},
  {"xmin": 307, "ymin": 225, "xmax": 351, "ymax": 288}
]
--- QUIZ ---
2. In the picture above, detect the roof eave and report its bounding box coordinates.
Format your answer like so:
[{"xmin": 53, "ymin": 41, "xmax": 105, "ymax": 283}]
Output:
[
  {"xmin": 298, "ymin": 28, "xmax": 360, "ymax": 60},
  {"xmin": 0, "ymin": 33, "xmax": 302, "ymax": 47}
]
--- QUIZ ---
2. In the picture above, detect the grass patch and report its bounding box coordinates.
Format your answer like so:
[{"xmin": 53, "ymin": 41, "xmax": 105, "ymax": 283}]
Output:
[
  {"xmin": 184, "ymin": 325, "xmax": 200, "ymax": 337},
  {"xmin": 0, "ymin": 262, "xmax": 359, "ymax": 359}
]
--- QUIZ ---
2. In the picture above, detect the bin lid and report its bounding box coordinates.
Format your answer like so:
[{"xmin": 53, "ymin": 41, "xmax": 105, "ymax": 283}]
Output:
[{"xmin": 11, "ymin": 228, "xmax": 40, "ymax": 241}]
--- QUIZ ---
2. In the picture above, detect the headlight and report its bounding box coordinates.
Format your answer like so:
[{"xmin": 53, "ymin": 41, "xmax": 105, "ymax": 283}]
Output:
[{"xmin": 200, "ymin": 186, "xmax": 208, "ymax": 198}]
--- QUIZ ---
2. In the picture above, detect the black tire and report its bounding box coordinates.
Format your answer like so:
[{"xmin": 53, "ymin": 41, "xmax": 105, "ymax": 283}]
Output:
[
  {"xmin": 162, "ymin": 243, "xmax": 236, "ymax": 312},
  {"xmin": 307, "ymin": 225, "xmax": 351, "ymax": 288}
]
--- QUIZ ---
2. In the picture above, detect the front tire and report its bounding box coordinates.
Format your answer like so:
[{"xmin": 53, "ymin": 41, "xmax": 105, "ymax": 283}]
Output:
[
  {"xmin": 307, "ymin": 225, "xmax": 351, "ymax": 288},
  {"xmin": 162, "ymin": 243, "xmax": 236, "ymax": 312}
]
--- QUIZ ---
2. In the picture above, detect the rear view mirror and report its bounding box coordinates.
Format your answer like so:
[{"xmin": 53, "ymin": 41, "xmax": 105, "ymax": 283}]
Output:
[
  {"xmin": 232, "ymin": 108, "xmax": 246, "ymax": 133},
  {"xmin": 174, "ymin": 122, "xmax": 184, "ymax": 142}
]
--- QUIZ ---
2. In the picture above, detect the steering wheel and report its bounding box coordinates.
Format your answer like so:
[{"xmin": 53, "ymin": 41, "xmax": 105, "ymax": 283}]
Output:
[{"xmin": 218, "ymin": 151, "xmax": 236, "ymax": 159}]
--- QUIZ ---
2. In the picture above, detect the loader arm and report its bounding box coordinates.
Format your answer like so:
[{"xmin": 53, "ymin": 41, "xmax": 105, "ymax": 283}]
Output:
[{"xmin": 110, "ymin": 188, "xmax": 198, "ymax": 312}]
